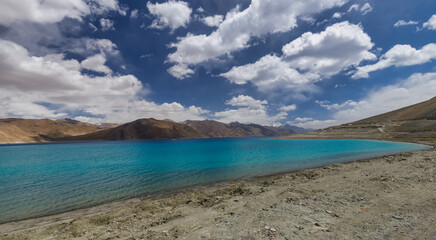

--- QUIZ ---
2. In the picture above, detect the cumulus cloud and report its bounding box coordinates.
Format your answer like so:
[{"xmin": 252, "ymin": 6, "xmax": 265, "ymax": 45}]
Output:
[
  {"xmin": 147, "ymin": 0, "xmax": 192, "ymax": 31},
  {"xmin": 282, "ymin": 21, "xmax": 375, "ymax": 76},
  {"xmin": 0, "ymin": 39, "xmax": 208, "ymax": 123},
  {"xmin": 423, "ymin": 14, "xmax": 436, "ymax": 30},
  {"xmin": 81, "ymin": 54, "xmax": 112, "ymax": 74},
  {"xmin": 221, "ymin": 22, "xmax": 375, "ymax": 93},
  {"xmin": 0, "ymin": 0, "xmax": 123, "ymax": 25},
  {"xmin": 332, "ymin": 72, "xmax": 436, "ymax": 123},
  {"xmin": 202, "ymin": 15, "xmax": 224, "ymax": 27},
  {"xmin": 85, "ymin": 38, "xmax": 119, "ymax": 56},
  {"xmin": 100, "ymin": 18, "xmax": 115, "ymax": 31},
  {"xmin": 214, "ymin": 95, "xmax": 287, "ymax": 125},
  {"xmin": 167, "ymin": 64, "xmax": 194, "ymax": 79},
  {"xmin": 220, "ymin": 54, "xmax": 319, "ymax": 93},
  {"xmin": 167, "ymin": 0, "xmax": 348, "ymax": 78},
  {"xmin": 353, "ymin": 43, "xmax": 436, "ymax": 78},
  {"xmin": 279, "ymin": 105, "xmax": 297, "ymax": 112},
  {"xmin": 225, "ymin": 95, "xmax": 268, "ymax": 108},
  {"xmin": 332, "ymin": 12, "xmax": 343, "ymax": 18},
  {"xmin": 394, "ymin": 20, "xmax": 419, "ymax": 27}
]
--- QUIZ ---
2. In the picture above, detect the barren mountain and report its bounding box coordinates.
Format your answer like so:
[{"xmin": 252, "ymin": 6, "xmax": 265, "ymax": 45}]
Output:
[
  {"xmin": 0, "ymin": 118, "xmax": 108, "ymax": 144},
  {"xmin": 185, "ymin": 120, "xmax": 295, "ymax": 137},
  {"xmin": 56, "ymin": 118, "xmax": 205, "ymax": 141}
]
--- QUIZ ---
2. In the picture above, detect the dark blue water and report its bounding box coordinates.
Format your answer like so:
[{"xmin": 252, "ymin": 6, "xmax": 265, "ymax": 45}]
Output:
[{"xmin": 0, "ymin": 138, "xmax": 429, "ymax": 223}]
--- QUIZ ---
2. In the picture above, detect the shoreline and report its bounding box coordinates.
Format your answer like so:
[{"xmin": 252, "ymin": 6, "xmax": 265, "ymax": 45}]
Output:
[{"xmin": 1, "ymin": 140, "xmax": 435, "ymax": 239}]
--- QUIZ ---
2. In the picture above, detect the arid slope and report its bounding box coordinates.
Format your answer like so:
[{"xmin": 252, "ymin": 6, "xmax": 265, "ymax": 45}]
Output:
[
  {"xmin": 282, "ymin": 96, "xmax": 436, "ymax": 142},
  {"xmin": 0, "ymin": 118, "xmax": 108, "ymax": 144}
]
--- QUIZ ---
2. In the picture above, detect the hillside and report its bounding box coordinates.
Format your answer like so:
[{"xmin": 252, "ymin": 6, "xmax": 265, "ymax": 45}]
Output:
[
  {"xmin": 355, "ymin": 96, "xmax": 436, "ymax": 123},
  {"xmin": 56, "ymin": 118, "xmax": 205, "ymax": 141},
  {"xmin": 185, "ymin": 120, "xmax": 295, "ymax": 137},
  {"xmin": 0, "ymin": 118, "xmax": 108, "ymax": 144},
  {"xmin": 281, "ymin": 96, "xmax": 436, "ymax": 142}
]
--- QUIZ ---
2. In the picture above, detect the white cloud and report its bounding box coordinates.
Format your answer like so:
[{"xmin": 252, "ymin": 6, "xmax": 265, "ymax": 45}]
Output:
[
  {"xmin": 279, "ymin": 104, "xmax": 297, "ymax": 112},
  {"xmin": 202, "ymin": 15, "xmax": 224, "ymax": 27},
  {"xmin": 360, "ymin": 3, "xmax": 373, "ymax": 15},
  {"xmin": 282, "ymin": 21, "xmax": 375, "ymax": 77},
  {"xmin": 214, "ymin": 95, "xmax": 287, "ymax": 125},
  {"xmin": 89, "ymin": 23, "xmax": 98, "ymax": 32},
  {"xmin": 100, "ymin": 18, "xmax": 115, "ymax": 31},
  {"xmin": 294, "ymin": 117, "xmax": 313, "ymax": 122},
  {"xmin": 423, "ymin": 14, "xmax": 436, "ymax": 30},
  {"xmin": 130, "ymin": 9, "xmax": 139, "ymax": 19},
  {"xmin": 220, "ymin": 54, "xmax": 319, "ymax": 93},
  {"xmin": 0, "ymin": 39, "xmax": 208, "ymax": 123},
  {"xmin": 167, "ymin": 0, "xmax": 348, "ymax": 78},
  {"xmin": 221, "ymin": 22, "xmax": 375, "ymax": 93},
  {"xmin": 347, "ymin": 4, "xmax": 359, "ymax": 12},
  {"xmin": 225, "ymin": 95, "xmax": 267, "ymax": 109},
  {"xmin": 196, "ymin": 7, "xmax": 204, "ymax": 13},
  {"xmin": 85, "ymin": 39, "xmax": 119, "ymax": 56},
  {"xmin": 0, "ymin": 0, "xmax": 123, "ymax": 25},
  {"xmin": 394, "ymin": 20, "xmax": 419, "ymax": 27},
  {"xmin": 316, "ymin": 99, "xmax": 357, "ymax": 110},
  {"xmin": 147, "ymin": 0, "xmax": 192, "ymax": 31},
  {"xmin": 288, "ymin": 119, "xmax": 339, "ymax": 129},
  {"xmin": 353, "ymin": 43, "xmax": 436, "ymax": 78},
  {"xmin": 167, "ymin": 64, "xmax": 194, "ymax": 79},
  {"xmin": 347, "ymin": 3, "xmax": 372, "ymax": 15},
  {"xmin": 81, "ymin": 54, "xmax": 112, "ymax": 74},
  {"xmin": 333, "ymin": 72, "xmax": 436, "ymax": 123},
  {"xmin": 333, "ymin": 12, "xmax": 343, "ymax": 18}
]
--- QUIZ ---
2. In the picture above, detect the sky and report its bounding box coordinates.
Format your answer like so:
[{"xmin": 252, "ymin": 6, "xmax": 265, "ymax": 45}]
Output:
[{"xmin": 0, "ymin": 0, "xmax": 435, "ymax": 129}]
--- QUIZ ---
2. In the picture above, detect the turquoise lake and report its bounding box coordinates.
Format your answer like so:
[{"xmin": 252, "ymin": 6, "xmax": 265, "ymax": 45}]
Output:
[{"xmin": 0, "ymin": 138, "xmax": 430, "ymax": 223}]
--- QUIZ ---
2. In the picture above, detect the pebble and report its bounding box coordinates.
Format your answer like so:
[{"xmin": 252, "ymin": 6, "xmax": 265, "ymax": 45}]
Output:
[
  {"xmin": 392, "ymin": 215, "xmax": 403, "ymax": 220},
  {"xmin": 325, "ymin": 210, "xmax": 333, "ymax": 214}
]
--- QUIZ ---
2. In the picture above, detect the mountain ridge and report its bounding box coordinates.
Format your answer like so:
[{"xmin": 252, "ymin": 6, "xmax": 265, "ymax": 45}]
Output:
[{"xmin": 0, "ymin": 118, "xmax": 307, "ymax": 144}]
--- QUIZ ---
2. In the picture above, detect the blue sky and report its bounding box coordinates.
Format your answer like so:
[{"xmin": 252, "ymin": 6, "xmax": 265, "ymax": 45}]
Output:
[{"xmin": 0, "ymin": 0, "xmax": 435, "ymax": 128}]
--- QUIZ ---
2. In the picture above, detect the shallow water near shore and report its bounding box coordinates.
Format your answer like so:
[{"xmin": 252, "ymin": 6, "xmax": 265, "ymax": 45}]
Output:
[{"xmin": 0, "ymin": 138, "xmax": 429, "ymax": 224}]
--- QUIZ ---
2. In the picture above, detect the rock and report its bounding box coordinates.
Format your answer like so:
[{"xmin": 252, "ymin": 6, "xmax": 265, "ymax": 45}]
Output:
[
  {"xmin": 325, "ymin": 210, "xmax": 333, "ymax": 214},
  {"xmin": 392, "ymin": 215, "xmax": 403, "ymax": 220}
]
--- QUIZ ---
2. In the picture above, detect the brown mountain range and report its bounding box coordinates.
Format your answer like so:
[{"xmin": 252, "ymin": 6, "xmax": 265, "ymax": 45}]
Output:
[
  {"xmin": 282, "ymin": 96, "xmax": 436, "ymax": 142},
  {"xmin": 0, "ymin": 118, "xmax": 111, "ymax": 144},
  {"xmin": 0, "ymin": 118, "xmax": 299, "ymax": 144},
  {"xmin": 56, "ymin": 118, "xmax": 204, "ymax": 141},
  {"xmin": 185, "ymin": 120, "xmax": 295, "ymax": 138}
]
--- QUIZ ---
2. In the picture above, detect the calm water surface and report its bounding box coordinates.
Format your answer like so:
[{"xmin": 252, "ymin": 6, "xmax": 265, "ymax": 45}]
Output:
[{"xmin": 0, "ymin": 138, "xmax": 429, "ymax": 223}]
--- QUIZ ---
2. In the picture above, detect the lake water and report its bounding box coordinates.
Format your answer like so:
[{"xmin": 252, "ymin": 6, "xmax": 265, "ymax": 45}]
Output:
[{"xmin": 0, "ymin": 138, "xmax": 429, "ymax": 223}]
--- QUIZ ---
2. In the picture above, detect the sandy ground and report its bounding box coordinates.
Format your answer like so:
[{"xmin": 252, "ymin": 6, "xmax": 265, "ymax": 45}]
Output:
[{"xmin": 0, "ymin": 144, "xmax": 435, "ymax": 240}]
